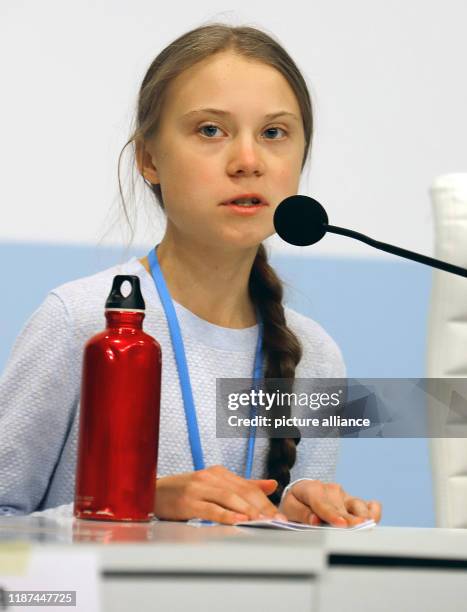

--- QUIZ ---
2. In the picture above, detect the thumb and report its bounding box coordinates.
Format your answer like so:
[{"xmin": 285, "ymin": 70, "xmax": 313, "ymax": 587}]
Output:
[{"xmin": 250, "ymin": 479, "xmax": 278, "ymax": 492}]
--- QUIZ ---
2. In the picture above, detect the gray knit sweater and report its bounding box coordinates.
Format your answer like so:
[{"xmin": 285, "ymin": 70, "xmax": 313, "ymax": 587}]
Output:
[{"xmin": 0, "ymin": 257, "xmax": 346, "ymax": 516}]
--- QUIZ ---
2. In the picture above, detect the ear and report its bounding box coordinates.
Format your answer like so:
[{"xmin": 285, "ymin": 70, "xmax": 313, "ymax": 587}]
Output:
[{"xmin": 135, "ymin": 139, "xmax": 160, "ymax": 184}]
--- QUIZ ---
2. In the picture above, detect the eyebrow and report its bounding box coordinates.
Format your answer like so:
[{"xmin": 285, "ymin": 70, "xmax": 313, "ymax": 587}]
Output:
[{"xmin": 181, "ymin": 108, "xmax": 300, "ymax": 122}]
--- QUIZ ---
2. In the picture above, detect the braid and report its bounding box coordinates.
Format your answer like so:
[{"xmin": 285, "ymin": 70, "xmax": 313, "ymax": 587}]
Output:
[{"xmin": 249, "ymin": 243, "xmax": 303, "ymax": 505}]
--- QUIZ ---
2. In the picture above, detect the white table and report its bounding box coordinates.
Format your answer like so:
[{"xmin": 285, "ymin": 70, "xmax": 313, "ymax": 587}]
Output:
[
  {"xmin": 320, "ymin": 527, "xmax": 467, "ymax": 611},
  {"xmin": 1, "ymin": 515, "xmax": 467, "ymax": 612},
  {"xmin": 0, "ymin": 515, "xmax": 324, "ymax": 612}
]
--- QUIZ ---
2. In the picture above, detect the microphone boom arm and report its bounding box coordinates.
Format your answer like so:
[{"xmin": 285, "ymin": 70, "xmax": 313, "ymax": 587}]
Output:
[{"xmin": 325, "ymin": 224, "xmax": 467, "ymax": 279}]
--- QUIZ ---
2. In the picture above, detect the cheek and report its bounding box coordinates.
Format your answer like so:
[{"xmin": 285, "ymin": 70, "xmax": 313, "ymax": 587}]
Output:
[
  {"xmin": 285, "ymin": 155, "xmax": 303, "ymax": 184},
  {"xmin": 198, "ymin": 167, "xmax": 219, "ymax": 183},
  {"xmin": 275, "ymin": 165, "xmax": 297, "ymax": 186},
  {"xmin": 172, "ymin": 150, "xmax": 217, "ymax": 186}
]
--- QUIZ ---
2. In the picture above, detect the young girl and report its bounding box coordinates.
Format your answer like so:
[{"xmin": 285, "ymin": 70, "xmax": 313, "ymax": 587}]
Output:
[{"xmin": 0, "ymin": 23, "xmax": 381, "ymax": 527}]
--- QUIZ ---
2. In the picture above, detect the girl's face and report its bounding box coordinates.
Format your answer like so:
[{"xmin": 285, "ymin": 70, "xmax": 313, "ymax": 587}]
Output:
[{"xmin": 139, "ymin": 49, "xmax": 306, "ymax": 250}]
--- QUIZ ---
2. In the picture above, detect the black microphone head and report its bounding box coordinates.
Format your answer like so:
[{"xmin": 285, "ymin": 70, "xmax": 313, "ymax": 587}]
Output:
[{"xmin": 273, "ymin": 195, "xmax": 329, "ymax": 246}]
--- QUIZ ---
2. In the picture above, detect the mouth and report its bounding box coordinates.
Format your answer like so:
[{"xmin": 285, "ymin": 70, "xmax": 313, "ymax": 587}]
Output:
[{"xmin": 220, "ymin": 193, "xmax": 270, "ymax": 208}]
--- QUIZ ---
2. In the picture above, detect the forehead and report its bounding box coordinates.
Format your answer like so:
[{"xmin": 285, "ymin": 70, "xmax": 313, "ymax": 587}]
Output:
[{"xmin": 162, "ymin": 50, "xmax": 301, "ymax": 118}]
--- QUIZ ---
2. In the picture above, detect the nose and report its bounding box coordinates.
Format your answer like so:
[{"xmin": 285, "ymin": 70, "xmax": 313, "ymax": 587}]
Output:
[{"xmin": 226, "ymin": 135, "xmax": 265, "ymax": 177}]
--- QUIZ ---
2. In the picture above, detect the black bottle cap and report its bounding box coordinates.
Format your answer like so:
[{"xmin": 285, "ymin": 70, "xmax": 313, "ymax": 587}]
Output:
[{"xmin": 105, "ymin": 275, "xmax": 145, "ymax": 310}]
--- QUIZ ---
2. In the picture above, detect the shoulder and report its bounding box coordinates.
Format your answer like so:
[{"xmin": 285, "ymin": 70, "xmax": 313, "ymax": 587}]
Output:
[
  {"xmin": 50, "ymin": 257, "xmax": 142, "ymax": 304},
  {"xmin": 284, "ymin": 306, "xmax": 346, "ymax": 378},
  {"xmin": 4, "ymin": 261, "xmax": 143, "ymax": 378},
  {"xmin": 45, "ymin": 257, "xmax": 145, "ymax": 341}
]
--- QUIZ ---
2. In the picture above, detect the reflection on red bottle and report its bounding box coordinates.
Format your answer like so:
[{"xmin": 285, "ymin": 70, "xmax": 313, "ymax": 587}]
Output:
[{"xmin": 74, "ymin": 275, "xmax": 161, "ymax": 522}]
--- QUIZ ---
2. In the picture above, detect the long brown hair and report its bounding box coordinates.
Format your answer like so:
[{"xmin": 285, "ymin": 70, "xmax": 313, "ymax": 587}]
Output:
[{"xmin": 118, "ymin": 23, "xmax": 313, "ymax": 504}]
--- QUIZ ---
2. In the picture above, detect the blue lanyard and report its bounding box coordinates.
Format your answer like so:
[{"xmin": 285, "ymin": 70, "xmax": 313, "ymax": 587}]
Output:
[{"xmin": 147, "ymin": 245, "xmax": 264, "ymax": 479}]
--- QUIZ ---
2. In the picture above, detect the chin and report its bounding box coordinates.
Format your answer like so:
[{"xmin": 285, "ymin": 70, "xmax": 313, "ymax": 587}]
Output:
[
  {"xmin": 218, "ymin": 225, "xmax": 273, "ymax": 247},
  {"xmin": 217, "ymin": 233, "xmax": 270, "ymax": 252}
]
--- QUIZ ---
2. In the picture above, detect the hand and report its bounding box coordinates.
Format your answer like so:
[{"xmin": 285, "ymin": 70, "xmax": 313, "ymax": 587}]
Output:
[
  {"xmin": 279, "ymin": 480, "xmax": 382, "ymax": 527},
  {"xmin": 154, "ymin": 465, "xmax": 288, "ymax": 525}
]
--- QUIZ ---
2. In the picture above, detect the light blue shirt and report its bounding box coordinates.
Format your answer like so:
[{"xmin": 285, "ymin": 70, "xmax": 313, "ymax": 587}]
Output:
[{"xmin": 0, "ymin": 257, "xmax": 345, "ymax": 516}]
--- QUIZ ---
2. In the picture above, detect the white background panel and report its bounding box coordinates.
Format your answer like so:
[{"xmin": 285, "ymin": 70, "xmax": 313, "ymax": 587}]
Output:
[{"xmin": 1, "ymin": 0, "xmax": 466, "ymax": 256}]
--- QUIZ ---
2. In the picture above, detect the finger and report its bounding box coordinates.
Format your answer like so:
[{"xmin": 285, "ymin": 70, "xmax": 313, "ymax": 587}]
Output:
[
  {"xmin": 280, "ymin": 490, "xmax": 321, "ymax": 525},
  {"xmin": 368, "ymin": 500, "xmax": 382, "ymax": 523},
  {"xmin": 194, "ymin": 501, "xmax": 250, "ymax": 526},
  {"xmin": 200, "ymin": 485, "xmax": 270, "ymax": 520},
  {"xmin": 297, "ymin": 483, "xmax": 348, "ymax": 527},
  {"xmin": 212, "ymin": 470, "xmax": 282, "ymax": 518},
  {"xmin": 238, "ymin": 483, "xmax": 283, "ymax": 519},
  {"xmin": 345, "ymin": 497, "xmax": 371, "ymax": 520},
  {"xmin": 250, "ymin": 479, "xmax": 278, "ymax": 493},
  {"xmin": 324, "ymin": 486, "xmax": 365, "ymax": 526},
  {"xmin": 203, "ymin": 468, "xmax": 283, "ymax": 519}
]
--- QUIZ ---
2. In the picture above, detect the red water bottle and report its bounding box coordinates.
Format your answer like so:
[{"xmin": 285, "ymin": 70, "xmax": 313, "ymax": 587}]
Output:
[{"xmin": 74, "ymin": 275, "xmax": 162, "ymax": 522}]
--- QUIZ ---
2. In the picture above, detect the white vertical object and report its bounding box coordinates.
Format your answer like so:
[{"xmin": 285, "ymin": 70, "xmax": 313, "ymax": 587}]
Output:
[{"xmin": 427, "ymin": 173, "xmax": 467, "ymax": 528}]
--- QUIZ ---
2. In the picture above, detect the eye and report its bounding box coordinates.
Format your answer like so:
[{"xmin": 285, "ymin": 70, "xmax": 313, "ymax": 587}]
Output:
[
  {"xmin": 197, "ymin": 124, "xmax": 288, "ymax": 139},
  {"xmin": 263, "ymin": 127, "xmax": 288, "ymax": 139},
  {"xmin": 198, "ymin": 124, "xmax": 223, "ymax": 138}
]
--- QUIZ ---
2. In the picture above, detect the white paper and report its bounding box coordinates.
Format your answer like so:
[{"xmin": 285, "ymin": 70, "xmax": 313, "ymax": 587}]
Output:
[{"xmin": 233, "ymin": 518, "xmax": 376, "ymax": 531}]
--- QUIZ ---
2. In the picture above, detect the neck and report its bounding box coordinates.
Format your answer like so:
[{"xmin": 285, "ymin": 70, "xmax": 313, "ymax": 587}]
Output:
[{"xmin": 141, "ymin": 231, "xmax": 260, "ymax": 329}]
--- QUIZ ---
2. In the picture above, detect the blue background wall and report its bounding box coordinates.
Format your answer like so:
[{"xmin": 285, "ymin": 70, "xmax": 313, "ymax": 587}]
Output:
[{"xmin": 0, "ymin": 242, "xmax": 435, "ymax": 527}]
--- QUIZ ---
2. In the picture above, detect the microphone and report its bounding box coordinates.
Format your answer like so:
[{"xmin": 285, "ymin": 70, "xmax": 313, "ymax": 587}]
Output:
[{"xmin": 273, "ymin": 195, "xmax": 467, "ymax": 279}]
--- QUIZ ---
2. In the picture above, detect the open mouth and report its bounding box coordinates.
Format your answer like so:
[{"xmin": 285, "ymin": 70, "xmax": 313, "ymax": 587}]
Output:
[
  {"xmin": 222, "ymin": 194, "xmax": 269, "ymax": 207},
  {"xmin": 228, "ymin": 198, "xmax": 263, "ymax": 207}
]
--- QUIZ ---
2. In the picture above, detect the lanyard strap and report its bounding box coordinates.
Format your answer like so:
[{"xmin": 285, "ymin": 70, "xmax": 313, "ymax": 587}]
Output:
[{"xmin": 147, "ymin": 245, "xmax": 264, "ymax": 479}]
